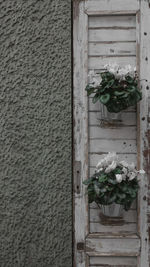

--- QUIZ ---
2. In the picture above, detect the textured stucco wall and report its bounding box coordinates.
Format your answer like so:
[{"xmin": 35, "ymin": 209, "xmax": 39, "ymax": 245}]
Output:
[{"xmin": 0, "ymin": 1, "xmax": 72, "ymax": 267}]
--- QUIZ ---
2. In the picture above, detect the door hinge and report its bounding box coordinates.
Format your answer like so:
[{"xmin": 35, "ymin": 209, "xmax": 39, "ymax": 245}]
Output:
[
  {"xmin": 77, "ymin": 242, "xmax": 85, "ymax": 251},
  {"xmin": 74, "ymin": 161, "xmax": 81, "ymax": 194}
]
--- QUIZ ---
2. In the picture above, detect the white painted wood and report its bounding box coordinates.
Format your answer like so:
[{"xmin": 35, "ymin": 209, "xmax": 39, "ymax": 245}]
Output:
[
  {"xmin": 90, "ymin": 139, "xmax": 136, "ymax": 154},
  {"xmin": 73, "ymin": 1, "xmax": 89, "ymax": 266},
  {"xmin": 85, "ymin": 0, "xmax": 139, "ymax": 14},
  {"xmin": 85, "ymin": 236, "xmax": 140, "ymax": 256},
  {"xmin": 90, "ymin": 209, "xmax": 137, "ymax": 223},
  {"xmin": 89, "ymin": 112, "xmax": 136, "ymax": 126},
  {"xmin": 90, "ymin": 222, "xmax": 137, "ymax": 234},
  {"xmin": 89, "ymin": 126, "xmax": 136, "ymax": 140},
  {"xmin": 85, "ymin": 1, "xmax": 139, "ymax": 15},
  {"xmin": 88, "ymin": 98, "xmax": 136, "ymax": 112},
  {"xmin": 90, "ymin": 256, "xmax": 137, "ymax": 266},
  {"xmin": 89, "ymin": 15, "xmax": 136, "ymax": 28},
  {"xmin": 89, "ymin": 42, "xmax": 136, "ymax": 56},
  {"xmin": 89, "ymin": 153, "xmax": 137, "ymax": 167},
  {"xmin": 137, "ymin": 1, "xmax": 150, "ymax": 266},
  {"xmin": 89, "ymin": 56, "xmax": 136, "ymax": 70},
  {"xmin": 89, "ymin": 29, "xmax": 136, "ymax": 42},
  {"xmin": 90, "ymin": 200, "xmax": 137, "ymax": 210}
]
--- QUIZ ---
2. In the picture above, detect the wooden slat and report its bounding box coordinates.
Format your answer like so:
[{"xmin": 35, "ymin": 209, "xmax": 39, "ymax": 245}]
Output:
[
  {"xmin": 137, "ymin": 2, "xmax": 150, "ymax": 266},
  {"xmin": 90, "ymin": 222, "xmax": 137, "ymax": 234},
  {"xmin": 90, "ymin": 139, "xmax": 136, "ymax": 154},
  {"xmin": 88, "ymin": 98, "xmax": 136, "ymax": 112},
  {"xmin": 73, "ymin": 1, "xmax": 89, "ymax": 267},
  {"xmin": 89, "ymin": 126, "xmax": 136, "ymax": 140},
  {"xmin": 85, "ymin": 0, "xmax": 139, "ymax": 14},
  {"xmin": 90, "ymin": 200, "xmax": 137, "ymax": 210},
  {"xmin": 89, "ymin": 29, "xmax": 136, "ymax": 42},
  {"xmin": 90, "ymin": 209, "xmax": 137, "ymax": 223},
  {"xmin": 90, "ymin": 256, "xmax": 137, "ymax": 266},
  {"xmin": 89, "ymin": 15, "xmax": 136, "ymax": 28},
  {"xmin": 88, "ymin": 56, "xmax": 136, "ymax": 70},
  {"xmin": 89, "ymin": 42, "xmax": 136, "ymax": 56},
  {"xmin": 89, "ymin": 112, "xmax": 136, "ymax": 126},
  {"xmin": 89, "ymin": 153, "xmax": 137, "ymax": 167},
  {"xmin": 85, "ymin": 236, "xmax": 140, "ymax": 256}
]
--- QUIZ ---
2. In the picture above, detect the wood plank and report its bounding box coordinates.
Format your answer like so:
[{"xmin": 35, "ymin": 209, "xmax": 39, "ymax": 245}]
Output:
[
  {"xmin": 90, "ymin": 223, "xmax": 137, "ymax": 235},
  {"xmin": 88, "ymin": 56, "xmax": 136, "ymax": 70},
  {"xmin": 90, "ymin": 256, "xmax": 137, "ymax": 266},
  {"xmin": 85, "ymin": 236, "xmax": 140, "ymax": 256},
  {"xmin": 89, "ymin": 153, "xmax": 137, "ymax": 168},
  {"xmin": 90, "ymin": 139, "xmax": 137, "ymax": 154},
  {"xmin": 137, "ymin": 2, "xmax": 150, "ymax": 266},
  {"xmin": 90, "ymin": 209, "xmax": 137, "ymax": 223},
  {"xmin": 88, "ymin": 98, "xmax": 136, "ymax": 112},
  {"xmin": 85, "ymin": 0, "xmax": 139, "ymax": 14},
  {"xmin": 73, "ymin": 1, "xmax": 89, "ymax": 267},
  {"xmin": 89, "ymin": 112, "xmax": 136, "ymax": 126},
  {"xmin": 90, "ymin": 200, "xmax": 137, "ymax": 210},
  {"xmin": 89, "ymin": 29, "xmax": 136, "ymax": 42},
  {"xmin": 89, "ymin": 126, "xmax": 136, "ymax": 140},
  {"xmin": 89, "ymin": 42, "xmax": 136, "ymax": 56},
  {"xmin": 87, "ymin": 232, "xmax": 139, "ymax": 239},
  {"xmin": 89, "ymin": 15, "xmax": 136, "ymax": 28}
]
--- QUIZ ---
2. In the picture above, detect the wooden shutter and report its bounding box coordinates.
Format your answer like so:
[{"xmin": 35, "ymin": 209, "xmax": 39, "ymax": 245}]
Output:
[{"xmin": 73, "ymin": 1, "xmax": 150, "ymax": 266}]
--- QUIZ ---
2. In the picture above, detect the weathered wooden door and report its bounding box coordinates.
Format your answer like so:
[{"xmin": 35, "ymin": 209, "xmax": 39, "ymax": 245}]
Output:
[{"xmin": 73, "ymin": 0, "xmax": 150, "ymax": 266}]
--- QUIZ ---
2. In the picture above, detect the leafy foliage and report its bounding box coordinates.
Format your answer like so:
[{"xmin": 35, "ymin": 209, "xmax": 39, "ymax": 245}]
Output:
[
  {"xmin": 83, "ymin": 166, "xmax": 139, "ymax": 211},
  {"xmin": 85, "ymin": 71, "xmax": 142, "ymax": 113}
]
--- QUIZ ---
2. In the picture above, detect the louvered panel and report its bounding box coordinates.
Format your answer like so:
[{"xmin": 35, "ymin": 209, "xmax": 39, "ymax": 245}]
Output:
[{"xmin": 88, "ymin": 14, "xmax": 137, "ymax": 236}]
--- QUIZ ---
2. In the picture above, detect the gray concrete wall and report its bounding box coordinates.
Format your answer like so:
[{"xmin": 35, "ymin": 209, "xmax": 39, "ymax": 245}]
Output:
[{"xmin": 0, "ymin": 1, "xmax": 72, "ymax": 266}]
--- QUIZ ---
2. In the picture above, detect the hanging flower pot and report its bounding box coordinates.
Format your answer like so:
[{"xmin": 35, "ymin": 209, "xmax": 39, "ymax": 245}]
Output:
[
  {"xmin": 86, "ymin": 64, "xmax": 142, "ymax": 114},
  {"xmin": 100, "ymin": 203, "xmax": 123, "ymax": 218},
  {"xmin": 83, "ymin": 152, "xmax": 145, "ymax": 222},
  {"xmin": 101, "ymin": 104, "xmax": 122, "ymax": 124}
]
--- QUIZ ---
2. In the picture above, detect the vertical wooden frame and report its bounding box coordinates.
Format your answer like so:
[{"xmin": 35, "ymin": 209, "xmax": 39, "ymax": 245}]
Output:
[
  {"xmin": 73, "ymin": 1, "xmax": 89, "ymax": 266},
  {"xmin": 137, "ymin": 1, "xmax": 150, "ymax": 266}
]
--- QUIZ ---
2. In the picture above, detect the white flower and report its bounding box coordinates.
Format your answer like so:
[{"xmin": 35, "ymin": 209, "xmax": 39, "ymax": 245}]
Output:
[
  {"xmin": 105, "ymin": 63, "xmax": 119, "ymax": 76},
  {"xmin": 88, "ymin": 70, "xmax": 95, "ymax": 83},
  {"xmin": 96, "ymin": 159, "xmax": 106, "ymax": 170},
  {"xmin": 122, "ymin": 167, "xmax": 128, "ymax": 176},
  {"xmin": 104, "ymin": 64, "xmax": 136, "ymax": 80},
  {"xmin": 116, "ymin": 174, "xmax": 123, "ymax": 183},
  {"xmin": 138, "ymin": 169, "xmax": 145, "ymax": 174},
  {"xmin": 105, "ymin": 161, "xmax": 117, "ymax": 173},
  {"xmin": 88, "ymin": 70, "xmax": 102, "ymax": 87},
  {"xmin": 128, "ymin": 171, "xmax": 137, "ymax": 181},
  {"xmin": 105, "ymin": 152, "xmax": 118, "ymax": 164},
  {"xmin": 119, "ymin": 161, "xmax": 129, "ymax": 168},
  {"xmin": 92, "ymin": 77, "xmax": 101, "ymax": 87},
  {"xmin": 125, "ymin": 162, "xmax": 136, "ymax": 172},
  {"xmin": 96, "ymin": 152, "xmax": 118, "ymax": 170}
]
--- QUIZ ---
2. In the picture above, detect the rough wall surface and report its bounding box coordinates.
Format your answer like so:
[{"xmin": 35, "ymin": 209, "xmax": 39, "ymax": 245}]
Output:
[{"xmin": 0, "ymin": 1, "xmax": 72, "ymax": 267}]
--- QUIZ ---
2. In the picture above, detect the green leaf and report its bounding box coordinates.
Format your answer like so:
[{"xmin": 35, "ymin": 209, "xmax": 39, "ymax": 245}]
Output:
[
  {"xmin": 100, "ymin": 94, "xmax": 110, "ymax": 104},
  {"xmin": 92, "ymin": 94, "xmax": 100, "ymax": 104},
  {"xmin": 114, "ymin": 91, "xmax": 126, "ymax": 96},
  {"xmin": 127, "ymin": 86, "xmax": 136, "ymax": 93},
  {"xmin": 85, "ymin": 85, "xmax": 95, "ymax": 96}
]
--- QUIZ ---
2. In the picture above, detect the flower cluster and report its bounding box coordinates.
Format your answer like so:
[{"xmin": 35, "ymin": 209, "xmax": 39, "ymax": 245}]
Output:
[
  {"xmin": 86, "ymin": 64, "xmax": 142, "ymax": 113},
  {"xmin": 83, "ymin": 152, "xmax": 145, "ymax": 211},
  {"xmin": 104, "ymin": 63, "xmax": 136, "ymax": 81},
  {"xmin": 96, "ymin": 152, "xmax": 145, "ymax": 183}
]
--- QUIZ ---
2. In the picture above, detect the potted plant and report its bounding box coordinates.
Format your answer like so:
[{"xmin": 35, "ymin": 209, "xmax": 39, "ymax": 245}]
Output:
[
  {"xmin": 86, "ymin": 64, "xmax": 142, "ymax": 117},
  {"xmin": 83, "ymin": 152, "xmax": 145, "ymax": 218}
]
